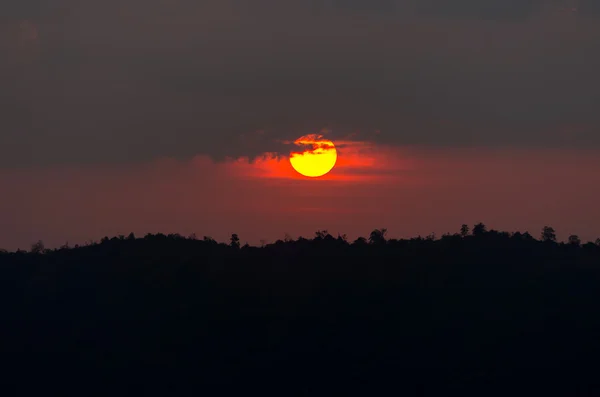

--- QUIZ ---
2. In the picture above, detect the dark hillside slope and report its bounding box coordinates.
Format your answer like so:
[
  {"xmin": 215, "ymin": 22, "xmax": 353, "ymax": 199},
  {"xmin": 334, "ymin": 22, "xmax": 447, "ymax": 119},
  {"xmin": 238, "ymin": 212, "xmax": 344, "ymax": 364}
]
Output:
[{"xmin": 1, "ymin": 231, "xmax": 600, "ymax": 395}]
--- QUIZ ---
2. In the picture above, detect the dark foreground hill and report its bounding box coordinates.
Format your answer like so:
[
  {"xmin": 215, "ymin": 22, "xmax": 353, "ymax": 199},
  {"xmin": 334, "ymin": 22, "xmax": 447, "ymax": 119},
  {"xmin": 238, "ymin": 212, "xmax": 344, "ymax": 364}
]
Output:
[{"xmin": 1, "ymin": 227, "xmax": 600, "ymax": 396}]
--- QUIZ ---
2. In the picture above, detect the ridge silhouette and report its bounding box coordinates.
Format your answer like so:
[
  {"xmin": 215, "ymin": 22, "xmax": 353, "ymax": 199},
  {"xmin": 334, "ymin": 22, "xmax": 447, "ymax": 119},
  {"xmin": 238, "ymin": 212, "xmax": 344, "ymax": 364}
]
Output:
[{"xmin": 1, "ymin": 224, "xmax": 600, "ymax": 396}]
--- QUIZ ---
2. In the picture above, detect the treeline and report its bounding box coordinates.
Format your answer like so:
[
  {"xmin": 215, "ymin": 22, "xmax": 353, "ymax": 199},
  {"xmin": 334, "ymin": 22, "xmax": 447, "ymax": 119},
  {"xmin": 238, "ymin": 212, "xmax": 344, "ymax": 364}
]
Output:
[
  {"xmin": 3, "ymin": 223, "xmax": 600, "ymax": 256},
  {"xmin": 2, "ymin": 223, "xmax": 600, "ymax": 395}
]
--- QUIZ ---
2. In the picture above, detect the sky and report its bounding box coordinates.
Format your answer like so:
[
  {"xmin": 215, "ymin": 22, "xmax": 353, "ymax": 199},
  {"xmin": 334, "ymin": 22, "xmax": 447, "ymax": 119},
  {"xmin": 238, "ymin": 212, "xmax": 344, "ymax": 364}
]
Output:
[{"xmin": 1, "ymin": 0, "xmax": 600, "ymax": 249}]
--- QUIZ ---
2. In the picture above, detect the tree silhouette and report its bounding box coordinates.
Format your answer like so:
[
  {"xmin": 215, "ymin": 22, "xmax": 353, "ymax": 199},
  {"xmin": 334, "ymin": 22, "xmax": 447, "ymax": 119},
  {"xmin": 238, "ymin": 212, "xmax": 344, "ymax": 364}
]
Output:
[
  {"xmin": 472, "ymin": 223, "xmax": 487, "ymax": 237},
  {"xmin": 230, "ymin": 234, "xmax": 240, "ymax": 249},
  {"xmin": 568, "ymin": 235, "xmax": 581, "ymax": 246},
  {"xmin": 460, "ymin": 224, "xmax": 470, "ymax": 238},
  {"xmin": 369, "ymin": 228, "xmax": 387, "ymax": 245},
  {"xmin": 541, "ymin": 226, "xmax": 557, "ymax": 242},
  {"xmin": 596, "ymin": 238, "xmax": 600, "ymax": 247},
  {"xmin": 353, "ymin": 236, "xmax": 368, "ymax": 246},
  {"xmin": 522, "ymin": 232, "xmax": 534, "ymax": 241},
  {"xmin": 314, "ymin": 230, "xmax": 329, "ymax": 240},
  {"xmin": 30, "ymin": 240, "xmax": 45, "ymax": 254}
]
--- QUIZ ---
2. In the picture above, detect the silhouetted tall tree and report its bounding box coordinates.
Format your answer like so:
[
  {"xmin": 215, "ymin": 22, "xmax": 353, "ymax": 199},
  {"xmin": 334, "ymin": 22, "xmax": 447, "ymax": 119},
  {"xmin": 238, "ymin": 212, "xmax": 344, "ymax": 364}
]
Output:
[
  {"xmin": 541, "ymin": 226, "xmax": 557, "ymax": 243},
  {"xmin": 460, "ymin": 224, "xmax": 470, "ymax": 238},
  {"xmin": 230, "ymin": 234, "xmax": 240, "ymax": 249},
  {"xmin": 369, "ymin": 229, "xmax": 387, "ymax": 245},
  {"xmin": 472, "ymin": 223, "xmax": 487, "ymax": 237}
]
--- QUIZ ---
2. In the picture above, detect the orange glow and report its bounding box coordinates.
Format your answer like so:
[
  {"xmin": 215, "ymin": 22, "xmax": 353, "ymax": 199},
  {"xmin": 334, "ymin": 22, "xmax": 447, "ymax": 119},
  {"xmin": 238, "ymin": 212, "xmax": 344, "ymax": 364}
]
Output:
[
  {"xmin": 289, "ymin": 134, "xmax": 337, "ymax": 178},
  {"xmin": 224, "ymin": 138, "xmax": 413, "ymax": 183}
]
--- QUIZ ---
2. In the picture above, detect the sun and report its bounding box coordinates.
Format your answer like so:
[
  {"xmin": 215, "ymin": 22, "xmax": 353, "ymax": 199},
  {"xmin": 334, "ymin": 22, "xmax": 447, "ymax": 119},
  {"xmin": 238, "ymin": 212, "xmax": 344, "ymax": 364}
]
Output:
[{"xmin": 289, "ymin": 134, "xmax": 337, "ymax": 178}]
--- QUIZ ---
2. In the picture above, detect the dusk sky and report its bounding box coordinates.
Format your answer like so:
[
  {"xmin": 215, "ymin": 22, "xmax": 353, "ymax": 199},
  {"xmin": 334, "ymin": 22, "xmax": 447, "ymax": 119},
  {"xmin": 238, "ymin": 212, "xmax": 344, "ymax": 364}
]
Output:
[{"xmin": 1, "ymin": 0, "xmax": 599, "ymax": 250}]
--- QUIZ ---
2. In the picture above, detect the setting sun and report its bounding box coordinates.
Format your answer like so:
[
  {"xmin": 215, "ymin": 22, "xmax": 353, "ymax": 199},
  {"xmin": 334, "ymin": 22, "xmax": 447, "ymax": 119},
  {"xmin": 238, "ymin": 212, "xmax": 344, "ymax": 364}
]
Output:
[{"xmin": 289, "ymin": 134, "xmax": 337, "ymax": 178}]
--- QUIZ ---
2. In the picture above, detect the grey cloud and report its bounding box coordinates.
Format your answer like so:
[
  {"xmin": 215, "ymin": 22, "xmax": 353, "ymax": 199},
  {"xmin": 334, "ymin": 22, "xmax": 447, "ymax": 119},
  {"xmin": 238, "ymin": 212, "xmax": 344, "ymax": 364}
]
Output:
[
  {"xmin": 0, "ymin": 1, "xmax": 55, "ymax": 19},
  {"xmin": 327, "ymin": 0, "xmax": 398, "ymax": 13},
  {"xmin": 0, "ymin": 0, "xmax": 599, "ymax": 168},
  {"xmin": 579, "ymin": 0, "xmax": 600, "ymax": 15},
  {"xmin": 415, "ymin": 0, "xmax": 547, "ymax": 19}
]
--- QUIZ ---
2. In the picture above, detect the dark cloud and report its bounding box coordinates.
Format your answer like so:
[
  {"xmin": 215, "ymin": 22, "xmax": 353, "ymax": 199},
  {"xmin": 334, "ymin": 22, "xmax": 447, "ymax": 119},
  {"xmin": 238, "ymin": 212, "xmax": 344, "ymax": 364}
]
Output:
[
  {"xmin": 415, "ymin": 0, "xmax": 546, "ymax": 20},
  {"xmin": 579, "ymin": 0, "xmax": 600, "ymax": 15},
  {"xmin": 0, "ymin": 0, "xmax": 599, "ymax": 168},
  {"xmin": 0, "ymin": 1, "xmax": 56, "ymax": 19},
  {"xmin": 328, "ymin": 0, "xmax": 398, "ymax": 13}
]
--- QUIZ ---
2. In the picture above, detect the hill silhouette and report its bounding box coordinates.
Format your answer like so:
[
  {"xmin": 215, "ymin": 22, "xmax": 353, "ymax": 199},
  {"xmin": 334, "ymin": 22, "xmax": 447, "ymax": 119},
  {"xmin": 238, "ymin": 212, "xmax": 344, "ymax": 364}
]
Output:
[{"xmin": 2, "ymin": 224, "xmax": 600, "ymax": 396}]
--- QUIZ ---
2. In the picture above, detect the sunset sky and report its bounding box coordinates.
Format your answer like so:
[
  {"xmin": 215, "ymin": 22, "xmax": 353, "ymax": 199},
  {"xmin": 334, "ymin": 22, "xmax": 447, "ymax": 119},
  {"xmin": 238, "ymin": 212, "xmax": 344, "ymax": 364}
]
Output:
[{"xmin": 1, "ymin": 0, "xmax": 600, "ymax": 250}]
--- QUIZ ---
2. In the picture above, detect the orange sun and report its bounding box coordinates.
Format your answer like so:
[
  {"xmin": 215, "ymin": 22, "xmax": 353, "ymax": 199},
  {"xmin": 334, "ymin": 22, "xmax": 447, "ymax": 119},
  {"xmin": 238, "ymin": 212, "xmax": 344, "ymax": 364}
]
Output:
[{"xmin": 289, "ymin": 134, "xmax": 337, "ymax": 178}]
